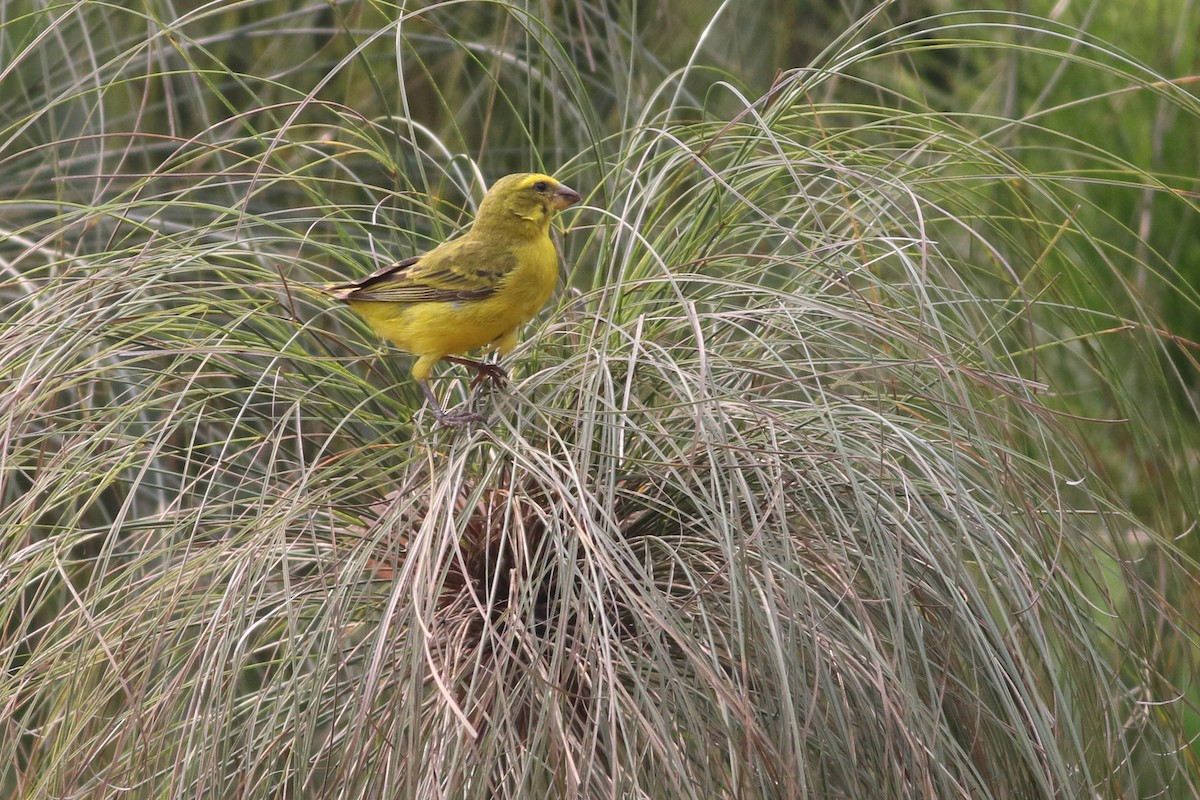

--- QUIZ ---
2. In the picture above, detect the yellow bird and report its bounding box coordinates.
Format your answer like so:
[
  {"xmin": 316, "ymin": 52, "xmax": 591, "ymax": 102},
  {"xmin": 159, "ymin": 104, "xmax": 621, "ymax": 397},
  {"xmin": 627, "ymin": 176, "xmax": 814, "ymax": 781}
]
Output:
[{"xmin": 324, "ymin": 173, "xmax": 581, "ymax": 426}]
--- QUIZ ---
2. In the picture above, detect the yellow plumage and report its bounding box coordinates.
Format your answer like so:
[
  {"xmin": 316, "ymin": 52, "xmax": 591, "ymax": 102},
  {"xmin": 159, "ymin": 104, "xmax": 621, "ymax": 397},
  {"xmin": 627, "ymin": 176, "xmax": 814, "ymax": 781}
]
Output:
[{"xmin": 324, "ymin": 172, "xmax": 580, "ymax": 426}]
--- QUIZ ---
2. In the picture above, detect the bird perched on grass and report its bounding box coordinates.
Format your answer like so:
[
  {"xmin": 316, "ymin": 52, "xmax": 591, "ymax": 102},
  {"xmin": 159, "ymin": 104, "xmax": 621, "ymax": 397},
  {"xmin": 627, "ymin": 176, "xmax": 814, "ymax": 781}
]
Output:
[{"xmin": 323, "ymin": 173, "xmax": 581, "ymax": 427}]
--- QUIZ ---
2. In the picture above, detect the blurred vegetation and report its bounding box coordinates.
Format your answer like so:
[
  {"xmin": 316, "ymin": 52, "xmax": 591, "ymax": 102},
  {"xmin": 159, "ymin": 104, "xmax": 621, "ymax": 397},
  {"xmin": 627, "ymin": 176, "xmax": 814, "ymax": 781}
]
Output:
[{"xmin": 1, "ymin": 0, "xmax": 1197, "ymax": 798}]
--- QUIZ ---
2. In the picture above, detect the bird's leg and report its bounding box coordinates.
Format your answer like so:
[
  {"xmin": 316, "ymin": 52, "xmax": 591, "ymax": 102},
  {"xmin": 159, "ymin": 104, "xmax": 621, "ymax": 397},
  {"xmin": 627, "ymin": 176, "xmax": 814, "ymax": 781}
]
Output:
[
  {"xmin": 443, "ymin": 355, "xmax": 508, "ymax": 391},
  {"xmin": 419, "ymin": 380, "xmax": 484, "ymax": 427}
]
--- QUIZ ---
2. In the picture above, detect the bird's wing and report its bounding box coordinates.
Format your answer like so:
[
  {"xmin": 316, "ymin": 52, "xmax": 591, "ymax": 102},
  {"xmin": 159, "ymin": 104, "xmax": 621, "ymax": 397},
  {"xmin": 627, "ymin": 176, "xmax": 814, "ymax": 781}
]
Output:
[{"xmin": 326, "ymin": 239, "xmax": 517, "ymax": 304}]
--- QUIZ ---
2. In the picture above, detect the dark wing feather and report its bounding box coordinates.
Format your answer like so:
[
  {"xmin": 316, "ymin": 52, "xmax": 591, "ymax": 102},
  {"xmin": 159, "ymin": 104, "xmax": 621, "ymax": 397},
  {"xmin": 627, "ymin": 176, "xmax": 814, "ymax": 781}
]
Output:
[
  {"xmin": 326, "ymin": 256, "xmax": 422, "ymax": 295},
  {"xmin": 325, "ymin": 239, "xmax": 517, "ymax": 304}
]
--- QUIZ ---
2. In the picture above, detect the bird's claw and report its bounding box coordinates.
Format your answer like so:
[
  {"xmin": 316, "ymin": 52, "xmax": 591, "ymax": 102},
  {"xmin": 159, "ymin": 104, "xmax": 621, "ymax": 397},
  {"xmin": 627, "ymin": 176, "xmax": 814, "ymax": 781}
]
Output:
[
  {"xmin": 435, "ymin": 409, "xmax": 487, "ymax": 428},
  {"xmin": 470, "ymin": 362, "xmax": 508, "ymax": 391}
]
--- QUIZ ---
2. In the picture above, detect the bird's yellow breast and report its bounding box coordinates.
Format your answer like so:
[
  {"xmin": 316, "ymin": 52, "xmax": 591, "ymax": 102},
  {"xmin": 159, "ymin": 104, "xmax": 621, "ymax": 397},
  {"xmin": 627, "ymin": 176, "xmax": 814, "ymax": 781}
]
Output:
[{"xmin": 348, "ymin": 235, "xmax": 559, "ymax": 359}]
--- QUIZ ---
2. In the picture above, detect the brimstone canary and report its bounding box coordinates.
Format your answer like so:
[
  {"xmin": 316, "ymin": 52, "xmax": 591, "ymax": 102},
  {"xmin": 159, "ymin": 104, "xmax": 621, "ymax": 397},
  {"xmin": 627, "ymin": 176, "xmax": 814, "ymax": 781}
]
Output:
[{"xmin": 325, "ymin": 173, "xmax": 581, "ymax": 427}]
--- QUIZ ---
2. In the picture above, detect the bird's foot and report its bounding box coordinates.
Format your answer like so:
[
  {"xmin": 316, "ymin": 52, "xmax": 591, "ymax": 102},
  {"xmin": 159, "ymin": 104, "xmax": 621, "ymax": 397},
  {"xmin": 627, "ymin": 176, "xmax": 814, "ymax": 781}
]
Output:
[
  {"xmin": 434, "ymin": 408, "xmax": 487, "ymax": 428},
  {"xmin": 442, "ymin": 356, "xmax": 508, "ymax": 391},
  {"xmin": 420, "ymin": 380, "xmax": 488, "ymax": 428},
  {"xmin": 469, "ymin": 362, "xmax": 508, "ymax": 391}
]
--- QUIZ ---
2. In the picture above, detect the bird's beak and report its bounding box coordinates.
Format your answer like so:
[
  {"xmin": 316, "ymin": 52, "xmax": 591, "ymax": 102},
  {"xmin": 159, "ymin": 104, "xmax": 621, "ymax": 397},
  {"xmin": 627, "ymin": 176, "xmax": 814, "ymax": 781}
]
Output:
[{"xmin": 551, "ymin": 183, "xmax": 581, "ymax": 210}]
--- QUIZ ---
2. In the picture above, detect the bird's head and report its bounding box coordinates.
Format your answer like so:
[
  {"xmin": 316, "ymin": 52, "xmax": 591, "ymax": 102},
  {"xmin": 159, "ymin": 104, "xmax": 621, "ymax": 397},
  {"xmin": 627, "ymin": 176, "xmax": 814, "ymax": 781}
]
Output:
[{"xmin": 473, "ymin": 172, "xmax": 581, "ymax": 236}]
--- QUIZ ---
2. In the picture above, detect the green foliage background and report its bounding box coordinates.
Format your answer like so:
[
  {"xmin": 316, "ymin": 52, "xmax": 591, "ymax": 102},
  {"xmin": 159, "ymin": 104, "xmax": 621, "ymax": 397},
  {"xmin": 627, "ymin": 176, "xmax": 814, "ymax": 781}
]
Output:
[{"xmin": 1, "ymin": 1, "xmax": 1197, "ymax": 798}]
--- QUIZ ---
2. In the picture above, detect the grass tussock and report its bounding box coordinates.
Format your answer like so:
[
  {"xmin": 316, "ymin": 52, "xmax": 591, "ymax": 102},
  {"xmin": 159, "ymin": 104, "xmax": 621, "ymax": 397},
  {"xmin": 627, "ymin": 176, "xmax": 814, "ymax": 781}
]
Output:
[{"xmin": 2, "ymin": 2, "xmax": 1198, "ymax": 798}]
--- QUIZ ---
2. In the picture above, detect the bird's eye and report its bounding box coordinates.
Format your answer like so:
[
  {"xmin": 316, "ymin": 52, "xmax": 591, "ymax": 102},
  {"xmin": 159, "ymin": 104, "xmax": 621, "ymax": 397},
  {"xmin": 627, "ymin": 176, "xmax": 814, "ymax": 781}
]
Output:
[{"xmin": 534, "ymin": 181, "xmax": 548, "ymax": 192}]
